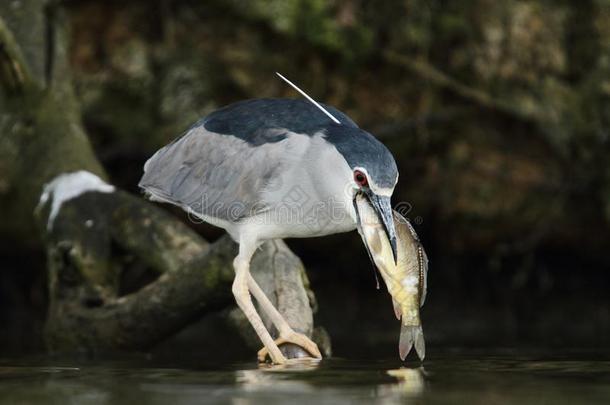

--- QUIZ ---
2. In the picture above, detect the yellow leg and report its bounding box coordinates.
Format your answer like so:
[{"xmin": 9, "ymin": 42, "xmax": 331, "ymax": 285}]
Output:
[
  {"xmin": 248, "ymin": 274, "xmax": 322, "ymax": 362},
  {"xmin": 232, "ymin": 243, "xmax": 286, "ymax": 365}
]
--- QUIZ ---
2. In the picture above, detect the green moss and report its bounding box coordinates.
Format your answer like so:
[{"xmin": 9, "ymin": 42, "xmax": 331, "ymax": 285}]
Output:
[{"xmin": 225, "ymin": 0, "xmax": 373, "ymax": 59}]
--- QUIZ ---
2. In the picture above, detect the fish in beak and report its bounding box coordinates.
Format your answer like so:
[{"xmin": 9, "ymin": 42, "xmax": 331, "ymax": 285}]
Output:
[
  {"xmin": 354, "ymin": 194, "xmax": 428, "ymax": 361},
  {"xmin": 354, "ymin": 190, "xmax": 398, "ymax": 265}
]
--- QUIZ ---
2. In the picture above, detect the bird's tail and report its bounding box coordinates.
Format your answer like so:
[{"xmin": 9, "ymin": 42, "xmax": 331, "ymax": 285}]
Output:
[{"xmin": 399, "ymin": 324, "xmax": 425, "ymax": 361}]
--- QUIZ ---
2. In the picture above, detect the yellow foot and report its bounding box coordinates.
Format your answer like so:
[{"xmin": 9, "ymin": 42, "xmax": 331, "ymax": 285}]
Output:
[
  {"xmin": 257, "ymin": 332, "xmax": 322, "ymax": 363},
  {"xmin": 265, "ymin": 344, "xmax": 287, "ymax": 365}
]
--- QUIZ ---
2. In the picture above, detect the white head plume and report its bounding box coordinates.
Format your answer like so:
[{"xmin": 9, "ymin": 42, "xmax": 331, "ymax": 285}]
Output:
[{"xmin": 275, "ymin": 72, "xmax": 341, "ymax": 124}]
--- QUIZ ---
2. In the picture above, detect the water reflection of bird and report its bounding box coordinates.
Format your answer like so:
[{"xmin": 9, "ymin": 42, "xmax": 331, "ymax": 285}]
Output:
[
  {"xmin": 139, "ymin": 74, "xmax": 399, "ymax": 364},
  {"xmin": 235, "ymin": 364, "xmax": 425, "ymax": 404}
]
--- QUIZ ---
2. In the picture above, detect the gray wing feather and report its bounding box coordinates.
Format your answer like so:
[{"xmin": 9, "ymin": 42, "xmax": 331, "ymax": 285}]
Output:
[{"xmin": 139, "ymin": 126, "xmax": 286, "ymax": 221}]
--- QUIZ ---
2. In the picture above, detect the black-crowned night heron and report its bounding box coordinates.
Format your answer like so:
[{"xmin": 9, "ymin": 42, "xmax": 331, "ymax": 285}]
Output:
[{"xmin": 139, "ymin": 75, "xmax": 399, "ymax": 364}]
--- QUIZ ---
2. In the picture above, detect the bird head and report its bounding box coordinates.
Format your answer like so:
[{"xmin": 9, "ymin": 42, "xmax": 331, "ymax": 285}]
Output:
[
  {"xmin": 351, "ymin": 166, "xmax": 398, "ymax": 266},
  {"xmin": 324, "ymin": 124, "xmax": 399, "ymax": 264}
]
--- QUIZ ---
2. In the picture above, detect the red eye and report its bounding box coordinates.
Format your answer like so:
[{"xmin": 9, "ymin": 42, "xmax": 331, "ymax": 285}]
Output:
[{"xmin": 354, "ymin": 170, "xmax": 368, "ymax": 187}]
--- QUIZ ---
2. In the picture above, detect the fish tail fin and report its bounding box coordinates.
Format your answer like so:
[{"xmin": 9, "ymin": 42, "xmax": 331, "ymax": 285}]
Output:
[
  {"xmin": 392, "ymin": 298, "xmax": 401, "ymax": 320},
  {"xmin": 399, "ymin": 325, "xmax": 426, "ymax": 361}
]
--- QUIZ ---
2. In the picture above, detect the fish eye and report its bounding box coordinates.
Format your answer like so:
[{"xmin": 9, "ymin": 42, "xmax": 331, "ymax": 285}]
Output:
[{"xmin": 354, "ymin": 170, "xmax": 368, "ymax": 187}]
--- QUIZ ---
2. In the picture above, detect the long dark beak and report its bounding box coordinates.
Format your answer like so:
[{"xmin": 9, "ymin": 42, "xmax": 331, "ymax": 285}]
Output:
[{"xmin": 366, "ymin": 192, "xmax": 398, "ymax": 264}]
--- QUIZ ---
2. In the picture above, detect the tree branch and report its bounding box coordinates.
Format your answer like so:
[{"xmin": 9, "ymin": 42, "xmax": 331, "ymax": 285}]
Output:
[
  {"xmin": 41, "ymin": 189, "xmax": 322, "ymax": 354},
  {"xmin": 0, "ymin": 15, "xmax": 33, "ymax": 91},
  {"xmin": 110, "ymin": 191, "xmax": 210, "ymax": 275},
  {"xmin": 383, "ymin": 51, "xmax": 551, "ymax": 126}
]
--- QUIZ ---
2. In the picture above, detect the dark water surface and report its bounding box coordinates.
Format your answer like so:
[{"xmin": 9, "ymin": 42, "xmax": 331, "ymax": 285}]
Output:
[{"xmin": 1, "ymin": 350, "xmax": 609, "ymax": 404}]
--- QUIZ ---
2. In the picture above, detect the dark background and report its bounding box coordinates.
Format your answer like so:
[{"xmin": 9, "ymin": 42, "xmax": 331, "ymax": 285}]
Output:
[{"xmin": 1, "ymin": 0, "xmax": 609, "ymax": 359}]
